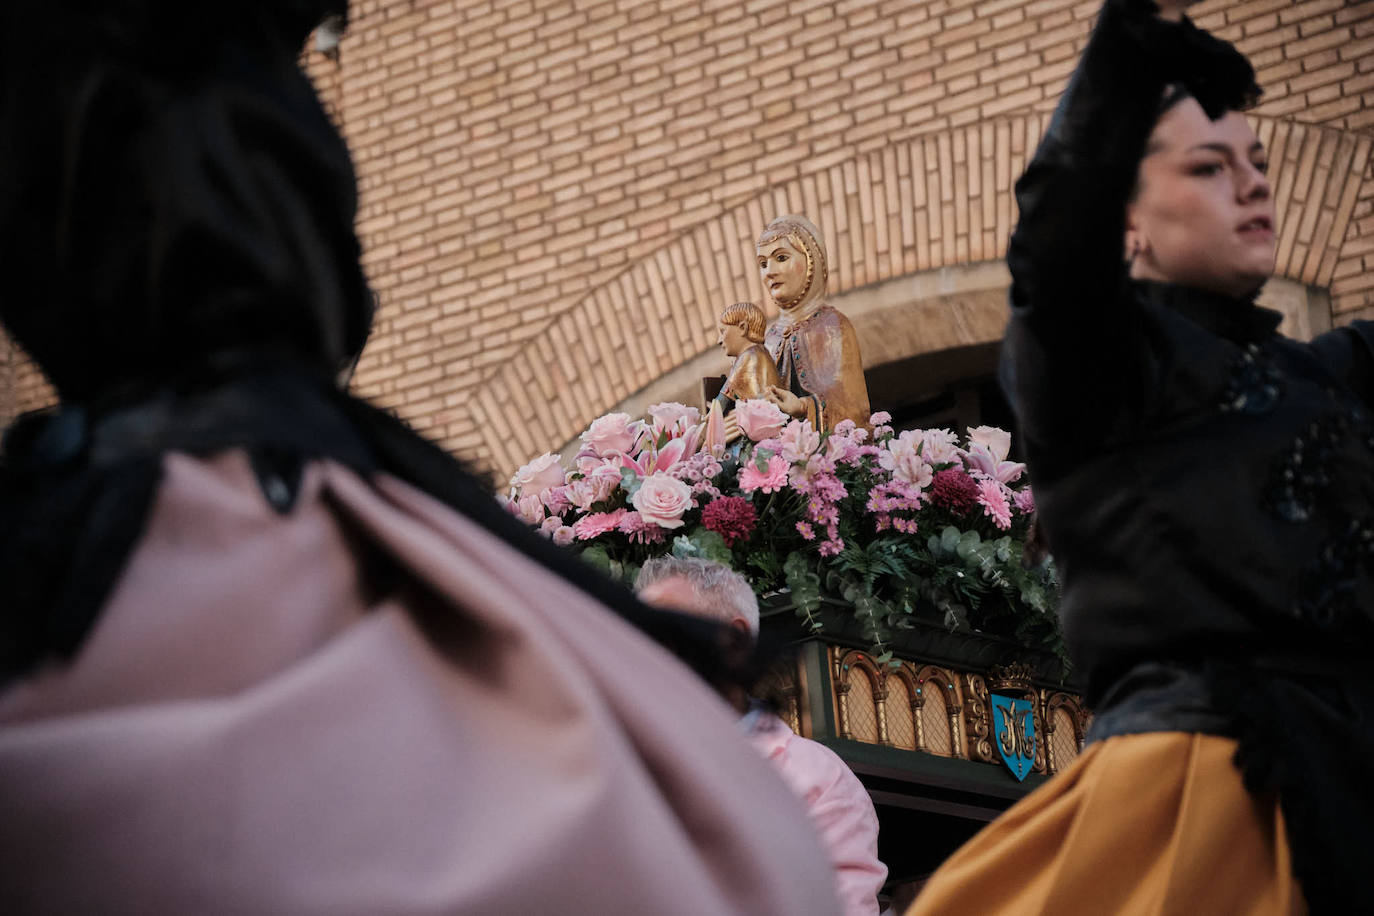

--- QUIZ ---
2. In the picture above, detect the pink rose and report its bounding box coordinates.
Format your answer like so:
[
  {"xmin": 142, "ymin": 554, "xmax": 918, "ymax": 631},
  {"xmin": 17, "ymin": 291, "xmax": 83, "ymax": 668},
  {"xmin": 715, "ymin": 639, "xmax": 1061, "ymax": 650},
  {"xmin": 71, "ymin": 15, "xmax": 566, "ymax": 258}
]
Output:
[
  {"xmin": 647, "ymin": 402, "xmax": 700, "ymax": 433},
  {"xmin": 510, "ymin": 452, "xmax": 566, "ymax": 497},
  {"xmin": 631, "ymin": 472, "xmax": 694, "ymax": 529},
  {"xmin": 581, "ymin": 412, "xmax": 638, "ymax": 457},
  {"xmin": 734, "ymin": 398, "xmax": 788, "ymax": 442}
]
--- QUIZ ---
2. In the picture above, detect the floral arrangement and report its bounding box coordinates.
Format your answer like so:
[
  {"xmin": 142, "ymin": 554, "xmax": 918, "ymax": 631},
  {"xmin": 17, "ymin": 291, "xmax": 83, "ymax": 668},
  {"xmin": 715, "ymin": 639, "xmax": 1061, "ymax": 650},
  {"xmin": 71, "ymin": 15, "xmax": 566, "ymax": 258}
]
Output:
[{"xmin": 506, "ymin": 400, "xmax": 1062, "ymax": 668}]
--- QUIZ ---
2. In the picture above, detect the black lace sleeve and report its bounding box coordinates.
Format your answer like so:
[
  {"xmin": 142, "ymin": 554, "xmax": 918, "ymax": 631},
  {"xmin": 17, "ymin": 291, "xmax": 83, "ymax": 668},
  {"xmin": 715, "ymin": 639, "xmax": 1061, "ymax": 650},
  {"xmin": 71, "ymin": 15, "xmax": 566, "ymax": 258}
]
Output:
[
  {"xmin": 1001, "ymin": 0, "xmax": 1261, "ymax": 455},
  {"xmin": 1309, "ymin": 321, "xmax": 1374, "ymax": 406}
]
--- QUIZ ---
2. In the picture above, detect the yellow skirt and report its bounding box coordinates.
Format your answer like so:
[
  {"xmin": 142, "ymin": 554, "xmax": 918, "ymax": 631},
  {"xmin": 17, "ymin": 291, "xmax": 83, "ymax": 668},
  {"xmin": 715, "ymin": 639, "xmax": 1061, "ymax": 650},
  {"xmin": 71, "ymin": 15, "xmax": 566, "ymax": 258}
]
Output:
[{"xmin": 907, "ymin": 732, "xmax": 1305, "ymax": 915}]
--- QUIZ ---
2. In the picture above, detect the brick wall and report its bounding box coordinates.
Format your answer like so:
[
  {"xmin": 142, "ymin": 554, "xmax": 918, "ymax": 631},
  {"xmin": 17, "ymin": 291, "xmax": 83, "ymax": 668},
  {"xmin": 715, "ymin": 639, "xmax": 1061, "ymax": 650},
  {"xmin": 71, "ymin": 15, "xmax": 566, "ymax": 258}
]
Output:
[{"xmin": 5, "ymin": 0, "xmax": 1373, "ymax": 471}]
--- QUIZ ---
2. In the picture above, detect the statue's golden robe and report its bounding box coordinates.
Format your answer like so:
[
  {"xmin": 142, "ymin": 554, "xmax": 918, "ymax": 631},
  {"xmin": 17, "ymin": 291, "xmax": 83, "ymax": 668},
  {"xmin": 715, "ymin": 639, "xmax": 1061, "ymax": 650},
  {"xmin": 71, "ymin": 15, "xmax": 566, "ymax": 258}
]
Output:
[
  {"xmin": 765, "ymin": 305, "xmax": 870, "ymax": 432},
  {"xmin": 720, "ymin": 345, "xmax": 782, "ymax": 404}
]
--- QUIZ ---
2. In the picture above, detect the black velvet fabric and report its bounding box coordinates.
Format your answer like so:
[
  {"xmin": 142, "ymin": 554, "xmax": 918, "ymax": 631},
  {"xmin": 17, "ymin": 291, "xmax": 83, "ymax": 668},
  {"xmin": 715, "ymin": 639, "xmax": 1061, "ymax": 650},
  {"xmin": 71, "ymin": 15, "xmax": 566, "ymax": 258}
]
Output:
[
  {"xmin": 1003, "ymin": 1, "xmax": 1373, "ymax": 910},
  {"xmin": 0, "ymin": 2, "xmax": 756, "ymax": 696}
]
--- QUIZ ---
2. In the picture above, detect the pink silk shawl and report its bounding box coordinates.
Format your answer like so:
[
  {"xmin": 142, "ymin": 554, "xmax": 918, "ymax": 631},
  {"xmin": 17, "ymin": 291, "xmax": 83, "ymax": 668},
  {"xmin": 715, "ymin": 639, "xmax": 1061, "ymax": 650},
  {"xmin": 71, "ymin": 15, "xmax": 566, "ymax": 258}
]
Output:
[{"xmin": 0, "ymin": 451, "xmax": 840, "ymax": 915}]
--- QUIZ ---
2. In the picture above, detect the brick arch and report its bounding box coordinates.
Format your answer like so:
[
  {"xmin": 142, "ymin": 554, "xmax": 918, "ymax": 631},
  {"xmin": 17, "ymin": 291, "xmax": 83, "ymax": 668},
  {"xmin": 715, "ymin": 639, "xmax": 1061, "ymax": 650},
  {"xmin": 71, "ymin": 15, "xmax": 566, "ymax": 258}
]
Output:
[{"xmin": 471, "ymin": 115, "xmax": 1373, "ymax": 475}]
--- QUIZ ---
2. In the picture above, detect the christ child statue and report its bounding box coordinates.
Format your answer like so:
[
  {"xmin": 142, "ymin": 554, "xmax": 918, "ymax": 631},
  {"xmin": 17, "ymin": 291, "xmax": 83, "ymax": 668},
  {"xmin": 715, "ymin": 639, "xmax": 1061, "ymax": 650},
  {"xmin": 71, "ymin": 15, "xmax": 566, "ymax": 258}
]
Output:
[{"xmin": 715, "ymin": 301, "xmax": 782, "ymax": 410}]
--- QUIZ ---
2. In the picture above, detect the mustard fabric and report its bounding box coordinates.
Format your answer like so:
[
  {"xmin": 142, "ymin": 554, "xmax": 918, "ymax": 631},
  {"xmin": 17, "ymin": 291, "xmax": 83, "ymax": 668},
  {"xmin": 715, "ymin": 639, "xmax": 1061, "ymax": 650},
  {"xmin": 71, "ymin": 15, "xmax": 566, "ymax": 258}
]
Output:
[{"xmin": 908, "ymin": 732, "xmax": 1305, "ymax": 916}]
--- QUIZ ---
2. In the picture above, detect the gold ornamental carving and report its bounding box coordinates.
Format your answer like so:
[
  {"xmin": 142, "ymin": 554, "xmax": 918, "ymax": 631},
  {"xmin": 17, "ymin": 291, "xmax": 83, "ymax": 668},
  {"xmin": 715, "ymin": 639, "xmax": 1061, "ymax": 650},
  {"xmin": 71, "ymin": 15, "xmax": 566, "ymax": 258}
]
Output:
[{"xmin": 961, "ymin": 673, "xmax": 995, "ymax": 764}]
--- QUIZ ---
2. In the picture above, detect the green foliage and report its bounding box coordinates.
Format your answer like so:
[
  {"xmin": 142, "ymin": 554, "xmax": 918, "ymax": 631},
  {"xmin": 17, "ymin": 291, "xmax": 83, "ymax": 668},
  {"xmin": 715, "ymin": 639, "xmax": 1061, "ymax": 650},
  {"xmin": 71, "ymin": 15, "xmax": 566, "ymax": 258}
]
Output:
[
  {"xmin": 783, "ymin": 551, "xmax": 824, "ymax": 633},
  {"xmin": 671, "ymin": 527, "xmax": 734, "ymax": 567},
  {"xmin": 833, "ymin": 538, "xmax": 922, "ymax": 595},
  {"xmin": 556, "ymin": 419, "xmax": 1064, "ymax": 669},
  {"xmin": 579, "ymin": 543, "xmax": 637, "ymax": 587}
]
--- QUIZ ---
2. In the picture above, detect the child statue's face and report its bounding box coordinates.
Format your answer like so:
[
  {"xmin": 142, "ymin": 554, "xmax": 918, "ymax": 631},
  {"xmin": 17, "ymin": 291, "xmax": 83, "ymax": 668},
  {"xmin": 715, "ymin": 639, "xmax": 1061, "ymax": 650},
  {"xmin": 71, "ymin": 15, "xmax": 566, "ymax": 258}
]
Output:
[
  {"xmin": 718, "ymin": 320, "xmax": 750, "ymax": 358},
  {"xmin": 756, "ymin": 238, "xmax": 808, "ymax": 306}
]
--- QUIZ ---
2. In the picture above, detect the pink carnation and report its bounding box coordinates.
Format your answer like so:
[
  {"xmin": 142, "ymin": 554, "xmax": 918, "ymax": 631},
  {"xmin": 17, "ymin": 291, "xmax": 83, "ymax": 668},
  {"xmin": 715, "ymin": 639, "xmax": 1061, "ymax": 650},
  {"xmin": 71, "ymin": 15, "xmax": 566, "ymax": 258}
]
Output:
[
  {"xmin": 777, "ymin": 420, "xmax": 821, "ymax": 463},
  {"xmin": 701, "ymin": 496, "xmax": 758, "ymax": 547},
  {"xmin": 739, "ymin": 453, "xmax": 790, "ymax": 493},
  {"xmin": 541, "ymin": 485, "xmax": 573, "ymax": 515},
  {"xmin": 1013, "ymin": 487, "xmax": 1036, "ymax": 514},
  {"xmin": 573, "ymin": 508, "xmax": 627, "ymax": 540},
  {"xmin": 976, "ymin": 478, "xmax": 1012, "ymax": 530},
  {"xmin": 618, "ymin": 510, "xmax": 668, "ymax": 545}
]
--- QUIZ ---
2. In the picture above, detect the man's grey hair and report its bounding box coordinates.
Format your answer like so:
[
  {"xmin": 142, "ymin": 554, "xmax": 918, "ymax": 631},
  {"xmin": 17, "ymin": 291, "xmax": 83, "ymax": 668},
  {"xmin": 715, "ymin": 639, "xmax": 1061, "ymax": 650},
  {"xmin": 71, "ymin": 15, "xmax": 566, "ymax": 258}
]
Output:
[{"xmin": 635, "ymin": 557, "xmax": 760, "ymax": 635}]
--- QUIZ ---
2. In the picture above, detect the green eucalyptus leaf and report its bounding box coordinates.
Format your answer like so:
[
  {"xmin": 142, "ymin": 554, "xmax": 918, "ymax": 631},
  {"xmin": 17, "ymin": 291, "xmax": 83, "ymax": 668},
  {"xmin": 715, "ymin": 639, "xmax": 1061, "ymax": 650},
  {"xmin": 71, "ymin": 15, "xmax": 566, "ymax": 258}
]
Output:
[
  {"xmin": 580, "ymin": 544, "xmax": 613, "ymax": 576},
  {"xmin": 619, "ymin": 467, "xmax": 643, "ymax": 500},
  {"xmin": 783, "ymin": 551, "xmax": 823, "ymax": 632},
  {"xmin": 956, "ymin": 529, "xmax": 982, "ymax": 558}
]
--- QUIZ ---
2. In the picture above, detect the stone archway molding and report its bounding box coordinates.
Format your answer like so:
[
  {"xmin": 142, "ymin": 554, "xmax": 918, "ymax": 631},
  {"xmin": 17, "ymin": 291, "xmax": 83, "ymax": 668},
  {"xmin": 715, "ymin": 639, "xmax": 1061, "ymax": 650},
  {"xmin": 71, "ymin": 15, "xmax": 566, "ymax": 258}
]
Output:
[{"xmin": 470, "ymin": 115, "xmax": 1372, "ymax": 475}]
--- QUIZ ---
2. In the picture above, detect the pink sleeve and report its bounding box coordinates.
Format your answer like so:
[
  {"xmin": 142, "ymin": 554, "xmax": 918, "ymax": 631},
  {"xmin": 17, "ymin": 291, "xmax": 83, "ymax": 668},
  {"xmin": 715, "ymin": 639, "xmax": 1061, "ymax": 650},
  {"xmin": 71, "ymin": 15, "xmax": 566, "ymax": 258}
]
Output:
[{"xmin": 777, "ymin": 738, "xmax": 888, "ymax": 916}]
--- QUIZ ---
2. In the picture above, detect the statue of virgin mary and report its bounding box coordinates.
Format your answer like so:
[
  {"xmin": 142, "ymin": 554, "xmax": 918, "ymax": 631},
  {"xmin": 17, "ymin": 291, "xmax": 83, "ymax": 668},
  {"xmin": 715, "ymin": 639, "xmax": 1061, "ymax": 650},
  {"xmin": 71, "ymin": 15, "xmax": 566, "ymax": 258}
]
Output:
[{"xmin": 756, "ymin": 215, "xmax": 871, "ymax": 431}]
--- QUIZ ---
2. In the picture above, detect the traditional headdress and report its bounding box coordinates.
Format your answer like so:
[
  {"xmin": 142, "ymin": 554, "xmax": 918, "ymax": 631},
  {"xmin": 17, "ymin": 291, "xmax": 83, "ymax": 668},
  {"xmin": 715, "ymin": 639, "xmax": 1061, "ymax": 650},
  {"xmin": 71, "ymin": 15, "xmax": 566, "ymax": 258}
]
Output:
[
  {"xmin": 0, "ymin": 0, "xmax": 372, "ymax": 401},
  {"xmin": 757, "ymin": 214, "xmax": 828, "ymax": 309}
]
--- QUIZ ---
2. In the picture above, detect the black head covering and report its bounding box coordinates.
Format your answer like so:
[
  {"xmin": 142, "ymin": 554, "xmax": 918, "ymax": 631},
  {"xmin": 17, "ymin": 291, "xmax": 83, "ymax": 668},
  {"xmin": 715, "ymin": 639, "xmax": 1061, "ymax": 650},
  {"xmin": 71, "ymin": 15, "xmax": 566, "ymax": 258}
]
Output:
[
  {"xmin": 0, "ymin": 2, "xmax": 758, "ymax": 691},
  {"xmin": 0, "ymin": 0, "xmax": 371, "ymax": 400}
]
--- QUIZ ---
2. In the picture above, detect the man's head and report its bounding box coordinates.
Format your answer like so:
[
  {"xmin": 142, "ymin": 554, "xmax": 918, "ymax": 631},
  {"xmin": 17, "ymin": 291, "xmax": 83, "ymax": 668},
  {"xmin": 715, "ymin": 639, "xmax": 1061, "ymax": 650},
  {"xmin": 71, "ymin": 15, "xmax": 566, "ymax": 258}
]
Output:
[{"xmin": 635, "ymin": 557, "xmax": 759, "ymax": 638}]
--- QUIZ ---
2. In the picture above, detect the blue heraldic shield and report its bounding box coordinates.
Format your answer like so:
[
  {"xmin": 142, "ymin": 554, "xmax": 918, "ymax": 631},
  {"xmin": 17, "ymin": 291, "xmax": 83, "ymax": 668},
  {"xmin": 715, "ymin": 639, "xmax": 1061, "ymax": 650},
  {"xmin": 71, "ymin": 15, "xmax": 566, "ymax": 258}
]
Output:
[{"xmin": 990, "ymin": 693, "xmax": 1036, "ymax": 782}]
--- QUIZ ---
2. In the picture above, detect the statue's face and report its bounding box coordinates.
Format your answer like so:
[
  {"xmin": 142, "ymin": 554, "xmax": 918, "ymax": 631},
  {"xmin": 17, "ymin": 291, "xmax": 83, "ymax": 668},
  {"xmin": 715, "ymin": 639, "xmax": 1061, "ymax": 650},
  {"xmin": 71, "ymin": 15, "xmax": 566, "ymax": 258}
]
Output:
[
  {"xmin": 718, "ymin": 320, "xmax": 750, "ymax": 358},
  {"xmin": 756, "ymin": 238, "xmax": 808, "ymax": 306}
]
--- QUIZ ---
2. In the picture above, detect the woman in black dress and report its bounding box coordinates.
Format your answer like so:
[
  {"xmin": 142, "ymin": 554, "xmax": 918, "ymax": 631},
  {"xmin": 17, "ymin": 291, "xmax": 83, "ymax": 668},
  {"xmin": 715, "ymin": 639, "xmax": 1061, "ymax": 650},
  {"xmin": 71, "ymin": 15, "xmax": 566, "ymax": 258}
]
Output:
[{"xmin": 912, "ymin": 1, "xmax": 1371, "ymax": 912}]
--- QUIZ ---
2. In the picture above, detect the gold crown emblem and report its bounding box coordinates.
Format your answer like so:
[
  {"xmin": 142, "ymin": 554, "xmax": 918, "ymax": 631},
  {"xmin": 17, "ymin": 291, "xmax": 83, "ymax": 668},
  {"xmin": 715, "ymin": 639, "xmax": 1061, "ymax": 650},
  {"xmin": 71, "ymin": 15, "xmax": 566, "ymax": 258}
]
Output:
[{"xmin": 986, "ymin": 661, "xmax": 1035, "ymax": 696}]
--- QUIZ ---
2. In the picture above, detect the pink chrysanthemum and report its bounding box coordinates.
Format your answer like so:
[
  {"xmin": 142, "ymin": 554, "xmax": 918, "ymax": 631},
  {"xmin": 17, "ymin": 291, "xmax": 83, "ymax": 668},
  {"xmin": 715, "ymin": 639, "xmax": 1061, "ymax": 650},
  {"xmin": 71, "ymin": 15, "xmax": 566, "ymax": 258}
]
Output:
[
  {"xmin": 701, "ymin": 496, "xmax": 758, "ymax": 546},
  {"xmin": 572, "ymin": 508, "xmax": 627, "ymax": 540},
  {"xmin": 618, "ymin": 510, "xmax": 667, "ymax": 545},
  {"xmin": 692, "ymin": 480, "xmax": 723, "ymax": 501},
  {"xmin": 796, "ymin": 520, "xmax": 817, "ymax": 540},
  {"xmin": 739, "ymin": 454, "xmax": 790, "ymax": 494},
  {"xmin": 930, "ymin": 468, "xmax": 980, "ymax": 515},
  {"xmin": 976, "ymin": 478, "xmax": 1012, "ymax": 530},
  {"xmin": 1013, "ymin": 487, "xmax": 1036, "ymax": 514}
]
